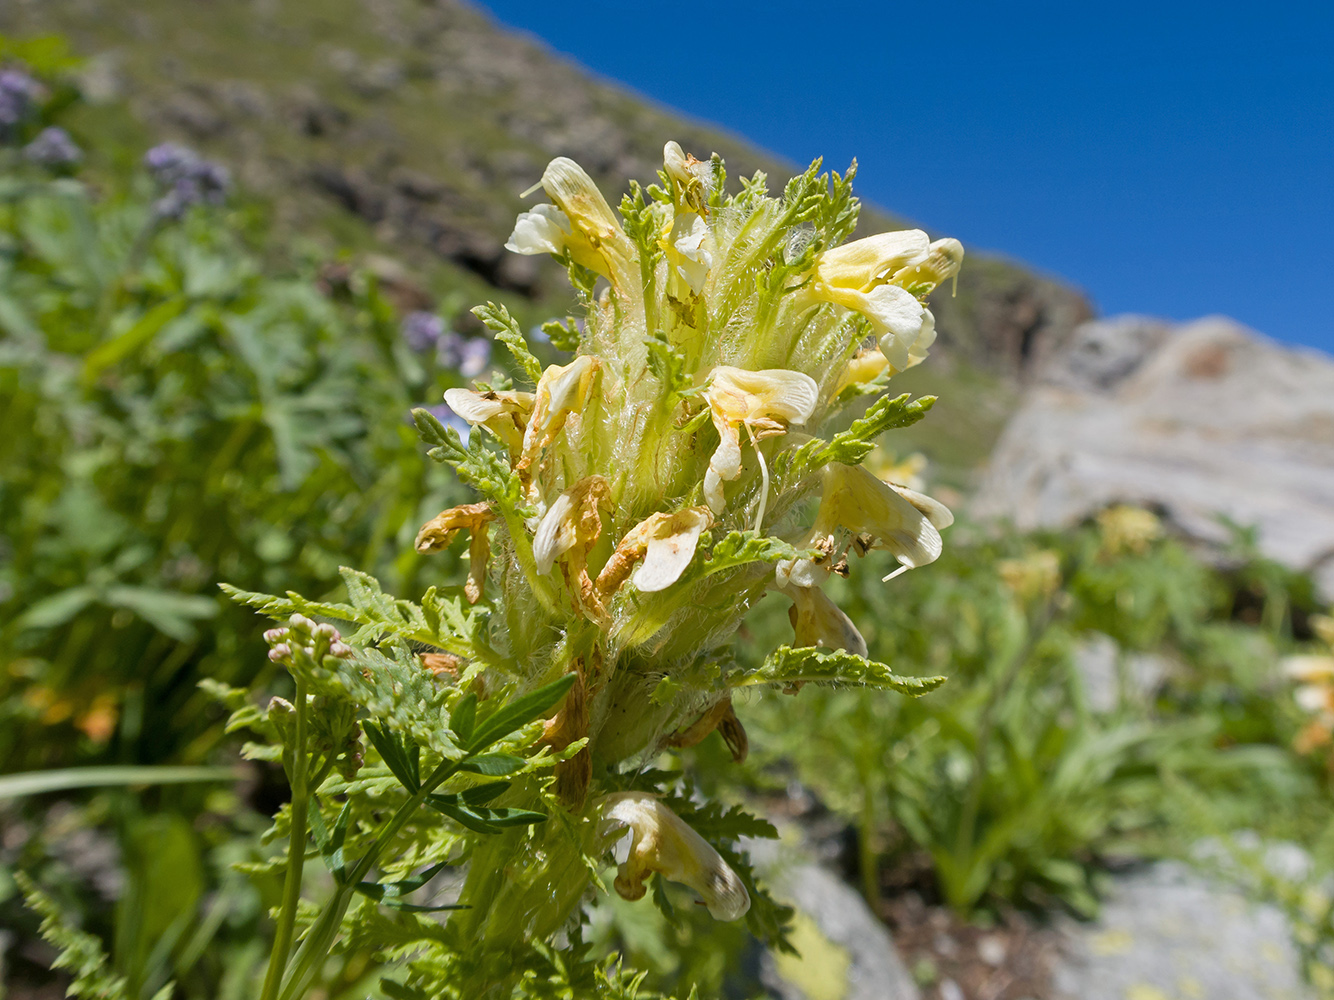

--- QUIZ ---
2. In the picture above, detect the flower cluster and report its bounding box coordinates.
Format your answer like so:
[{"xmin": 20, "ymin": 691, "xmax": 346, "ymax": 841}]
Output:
[
  {"xmin": 411, "ymin": 142, "xmax": 962, "ymax": 920},
  {"xmin": 144, "ymin": 142, "xmax": 230, "ymax": 219},
  {"xmin": 1286, "ymin": 614, "xmax": 1334, "ymax": 758}
]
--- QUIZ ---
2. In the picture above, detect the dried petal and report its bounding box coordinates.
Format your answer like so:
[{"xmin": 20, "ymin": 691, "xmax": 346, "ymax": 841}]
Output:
[
  {"xmin": 519, "ymin": 355, "xmax": 600, "ymax": 473},
  {"xmin": 415, "ymin": 501, "xmax": 494, "ymax": 554}
]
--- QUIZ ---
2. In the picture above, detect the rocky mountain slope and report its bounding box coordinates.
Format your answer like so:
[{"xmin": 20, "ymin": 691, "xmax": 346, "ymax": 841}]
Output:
[
  {"xmin": 975, "ymin": 315, "xmax": 1334, "ymax": 594},
  {"xmin": 1, "ymin": 0, "xmax": 1090, "ymax": 381}
]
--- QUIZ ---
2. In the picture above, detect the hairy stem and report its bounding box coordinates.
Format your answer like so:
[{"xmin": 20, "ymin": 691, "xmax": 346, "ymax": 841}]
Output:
[
  {"xmin": 276, "ymin": 756, "xmax": 463, "ymax": 1000},
  {"xmin": 261, "ymin": 676, "xmax": 310, "ymax": 1000}
]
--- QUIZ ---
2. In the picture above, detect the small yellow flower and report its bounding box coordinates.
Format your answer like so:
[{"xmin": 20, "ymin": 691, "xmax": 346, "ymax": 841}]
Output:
[
  {"xmin": 595, "ymin": 506, "xmax": 713, "ymax": 596},
  {"xmin": 599, "ymin": 792, "xmax": 750, "ymax": 921},
  {"xmin": 1097, "ymin": 504, "xmax": 1163, "ymax": 556},
  {"xmin": 997, "ymin": 550, "xmax": 1062, "ymax": 602},
  {"xmin": 519, "ymin": 355, "xmax": 600, "ymax": 476},
  {"xmin": 443, "ymin": 387, "xmax": 534, "ymax": 456},
  {"xmin": 702, "ymin": 366, "xmax": 819, "ymax": 527},
  {"xmin": 506, "ymin": 157, "xmax": 636, "ymax": 288}
]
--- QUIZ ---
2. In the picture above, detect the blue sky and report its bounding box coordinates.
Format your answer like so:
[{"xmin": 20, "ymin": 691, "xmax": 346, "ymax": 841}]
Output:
[{"xmin": 475, "ymin": 1, "xmax": 1334, "ymax": 354}]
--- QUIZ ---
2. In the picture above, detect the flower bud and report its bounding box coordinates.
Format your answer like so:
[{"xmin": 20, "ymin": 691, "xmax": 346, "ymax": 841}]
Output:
[
  {"xmin": 263, "ymin": 627, "xmax": 289, "ymax": 644},
  {"xmin": 268, "ymin": 643, "xmax": 292, "ymax": 663}
]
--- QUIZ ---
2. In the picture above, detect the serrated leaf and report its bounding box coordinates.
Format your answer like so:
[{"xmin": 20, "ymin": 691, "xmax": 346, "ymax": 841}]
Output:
[
  {"xmin": 696, "ymin": 531, "xmax": 815, "ymax": 581},
  {"xmin": 732, "ymin": 645, "xmax": 946, "ymax": 694},
  {"xmin": 540, "ymin": 316, "xmax": 581, "ymax": 352},
  {"xmin": 466, "ymin": 673, "xmax": 577, "ymax": 753},
  {"xmin": 472, "ymin": 302, "xmax": 542, "ymax": 384},
  {"xmin": 412, "ymin": 407, "xmax": 521, "ymax": 505},
  {"xmin": 776, "ymin": 393, "xmax": 936, "ymax": 489}
]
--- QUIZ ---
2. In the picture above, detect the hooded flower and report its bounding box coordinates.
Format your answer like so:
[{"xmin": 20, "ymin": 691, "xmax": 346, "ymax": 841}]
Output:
[
  {"xmin": 891, "ymin": 237, "xmax": 965, "ymax": 295},
  {"xmin": 663, "ymin": 140, "xmax": 710, "ymax": 212},
  {"xmin": 596, "ymin": 506, "xmax": 712, "ymax": 597},
  {"xmin": 811, "ymin": 463, "xmax": 953, "ymax": 576},
  {"xmin": 519, "ymin": 355, "xmax": 600, "ymax": 476},
  {"xmin": 702, "ymin": 366, "xmax": 819, "ymax": 526},
  {"xmin": 660, "ymin": 142, "xmax": 715, "ymax": 297},
  {"xmin": 505, "ymin": 157, "xmax": 636, "ymax": 289},
  {"xmin": 599, "ymin": 792, "xmax": 750, "ymax": 921},
  {"xmin": 444, "ymin": 387, "xmax": 534, "ymax": 456},
  {"xmin": 533, "ymin": 476, "xmax": 610, "ymax": 620},
  {"xmin": 415, "ymin": 502, "xmax": 495, "ymax": 604},
  {"xmin": 805, "ymin": 229, "xmax": 949, "ymax": 370},
  {"xmin": 784, "ymin": 583, "xmax": 868, "ymax": 657}
]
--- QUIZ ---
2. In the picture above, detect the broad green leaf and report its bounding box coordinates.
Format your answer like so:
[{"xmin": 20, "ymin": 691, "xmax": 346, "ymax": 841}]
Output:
[
  {"xmin": 466, "ymin": 673, "xmax": 576, "ymax": 753},
  {"xmin": 0, "ymin": 766, "xmax": 238, "ymax": 800}
]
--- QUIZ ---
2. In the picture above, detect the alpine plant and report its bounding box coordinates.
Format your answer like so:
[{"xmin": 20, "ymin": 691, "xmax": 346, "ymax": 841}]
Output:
[{"xmin": 225, "ymin": 143, "xmax": 959, "ymax": 998}]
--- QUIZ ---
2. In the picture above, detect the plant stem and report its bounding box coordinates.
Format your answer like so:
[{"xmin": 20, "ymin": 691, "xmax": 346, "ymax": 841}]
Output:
[
  {"xmin": 276, "ymin": 756, "xmax": 463, "ymax": 1000},
  {"xmin": 261, "ymin": 677, "xmax": 310, "ymax": 1000}
]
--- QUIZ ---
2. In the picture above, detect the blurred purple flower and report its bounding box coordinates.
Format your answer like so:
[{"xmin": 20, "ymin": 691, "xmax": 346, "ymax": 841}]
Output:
[
  {"xmin": 456, "ymin": 337, "xmax": 492, "ymax": 378},
  {"xmin": 144, "ymin": 142, "xmax": 199, "ymax": 182},
  {"xmin": 438, "ymin": 331, "xmax": 492, "ymax": 377},
  {"xmin": 144, "ymin": 142, "xmax": 230, "ymax": 218},
  {"xmin": 401, "ymin": 310, "xmax": 445, "ymax": 352},
  {"xmin": 23, "ymin": 126, "xmax": 82, "ymax": 167},
  {"xmin": 0, "ymin": 69, "xmax": 38, "ymax": 128}
]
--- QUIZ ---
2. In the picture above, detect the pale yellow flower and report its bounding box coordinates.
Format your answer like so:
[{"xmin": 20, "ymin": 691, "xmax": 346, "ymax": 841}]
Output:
[
  {"xmin": 808, "ymin": 230, "xmax": 934, "ymax": 369},
  {"xmin": 600, "ymin": 792, "xmax": 750, "ymax": 921},
  {"xmin": 813, "ymin": 462, "xmax": 951, "ymax": 573},
  {"xmin": 519, "ymin": 355, "xmax": 600, "ymax": 475},
  {"xmin": 595, "ymin": 507, "xmax": 713, "ymax": 596},
  {"xmin": 506, "ymin": 157, "xmax": 636, "ymax": 287},
  {"xmin": 997, "ymin": 550, "xmax": 1062, "ymax": 601},
  {"xmin": 702, "ymin": 366, "xmax": 819, "ymax": 528},
  {"xmin": 443, "ymin": 387, "xmax": 534, "ymax": 456},
  {"xmin": 1097, "ymin": 505, "xmax": 1164, "ymax": 556}
]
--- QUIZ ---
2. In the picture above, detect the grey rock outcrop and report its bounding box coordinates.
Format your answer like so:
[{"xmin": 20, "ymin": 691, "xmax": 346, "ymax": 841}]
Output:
[
  {"xmin": 746, "ymin": 837, "xmax": 921, "ymax": 1000},
  {"xmin": 974, "ymin": 315, "xmax": 1334, "ymax": 594},
  {"xmin": 1051, "ymin": 860, "xmax": 1314, "ymax": 1000}
]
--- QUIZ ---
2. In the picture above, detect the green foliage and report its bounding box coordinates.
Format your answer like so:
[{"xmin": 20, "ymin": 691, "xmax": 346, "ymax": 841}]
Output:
[
  {"xmin": 732, "ymin": 518, "xmax": 1325, "ymax": 916},
  {"xmin": 472, "ymin": 302, "xmax": 542, "ymax": 385},
  {"xmin": 733, "ymin": 645, "xmax": 946, "ymax": 695},
  {"xmin": 16, "ymin": 871, "xmax": 132, "ymax": 1000}
]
